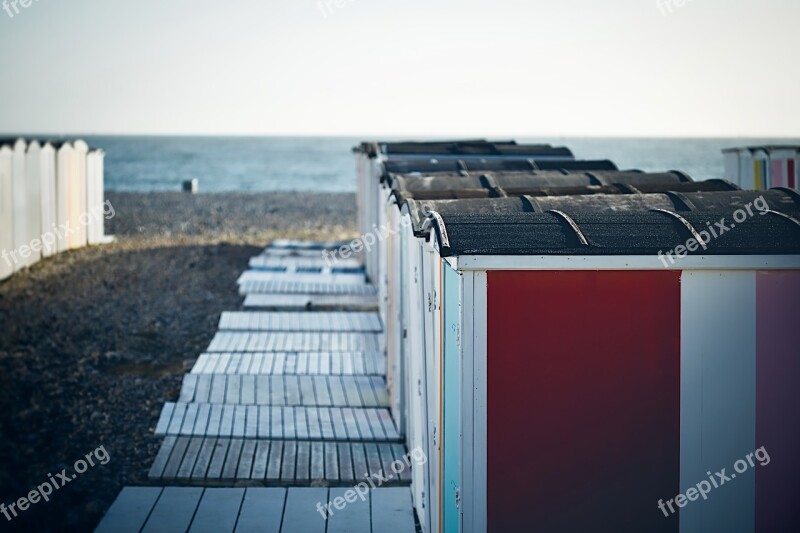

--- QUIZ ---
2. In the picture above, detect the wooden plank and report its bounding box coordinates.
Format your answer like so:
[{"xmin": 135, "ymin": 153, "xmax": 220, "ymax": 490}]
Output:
[
  {"xmin": 192, "ymin": 438, "xmax": 218, "ymax": 481},
  {"xmin": 266, "ymin": 441, "xmax": 284, "ymax": 481},
  {"xmin": 310, "ymin": 442, "xmax": 325, "ymax": 481},
  {"xmin": 370, "ymin": 488, "xmax": 417, "ymax": 533},
  {"xmin": 251, "ymin": 440, "xmax": 271, "ymax": 480},
  {"xmin": 281, "ymin": 488, "xmax": 328, "ymax": 533},
  {"xmin": 154, "ymin": 403, "xmax": 175, "ymax": 435},
  {"xmin": 235, "ymin": 488, "xmax": 286, "ymax": 533},
  {"xmin": 237, "ymin": 270, "xmax": 367, "ymax": 286},
  {"xmin": 364, "ymin": 442, "xmax": 383, "ymax": 479},
  {"xmin": 239, "ymin": 279, "xmax": 377, "ymax": 296},
  {"xmin": 221, "ymin": 438, "xmax": 244, "ymax": 480},
  {"xmin": 281, "ymin": 440, "xmax": 298, "ymax": 482},
  {"xmin": 149, "ymin": 436, "xmax": 177, "ymax": 479},
  {"xmin": 95, "ymin": 487, "xmax": 162, "ymax": 533},
  {"xmin": 141, "ymin": 486, "xmax": 203, "ymax": 533},
  {"xmin": 295, "ymin": 440, "xmax": 310, "ymax": 482},
  {"xmin": 244, "ymin": 293, "xmax": 379, "ymax": 312},
  {"xmin": 163, "ymin": 437, "xmax": 191, "ymax": 479},
  {"xmin": 177, "ymin": 437, "xmax": 203, "ymax": 479},
  {"xmin": 325, "ymin": 441, "xmax": 339, "ymax": 481},
  {"xmin": 206, "ymin": 332, "xmax": 383, "ymax": 353},
  {"xmin": 327, "ymin": 487, "xmax": 370, "ymax": 532},
  {"xmin": 206, "ymin": 439, "xmax": 230, "ymax": 479},
  {"xmin": 188, "ymin": 488, "xmax": 244, "ymax": 533},
  {"xmin": 350, "ymin": 443, "xmax": 369, "ymax": 481},
  {"xmin": 338, "ymin": 442, "xmax": 354, "ymax": 483},
  {"xmin": 217, "ymin": 311, "xmax": 382, "ymax": 332},
  {"xmin": 237, "ymin": 439, "xmax": 257, "ymax": 479},
  {"xmin": 179, "ymin": 374, "xmax": 198, "ymax": 402}
]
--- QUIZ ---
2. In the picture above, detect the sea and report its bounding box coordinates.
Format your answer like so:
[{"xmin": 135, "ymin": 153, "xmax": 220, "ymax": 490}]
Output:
[{"xmin": 73, "ymin": 136, "xmax": 800, "ymax": 193}]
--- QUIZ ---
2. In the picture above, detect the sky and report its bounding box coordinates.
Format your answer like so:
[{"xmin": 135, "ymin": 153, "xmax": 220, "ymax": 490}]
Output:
[{"xmin": 0, "ymin": 0, "xmax": 798, "ymax": 137}]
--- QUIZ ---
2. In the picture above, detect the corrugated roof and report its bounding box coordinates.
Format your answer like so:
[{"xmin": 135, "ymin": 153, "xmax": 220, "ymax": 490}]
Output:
[
  {"xmin": 383, "ymin": 158, "xmax": 619, "ymax": 176},
  {"xmin": 403, "ymin": 190, "xmax": 800, "ymax": 237},
  {"xmin": 388, "ymin": 170, "xmax": 692, "ymax": 194},
  {"xmin": 427, "ymin": 209, "xmax": 800, "ymax": 257},
  {"xmin": 357, "ymin": 140, "xmax": 573, "ymax": 158},
  {"xmin": 391, "ymin": 179, "xmax": 740, "ymax": 204}
]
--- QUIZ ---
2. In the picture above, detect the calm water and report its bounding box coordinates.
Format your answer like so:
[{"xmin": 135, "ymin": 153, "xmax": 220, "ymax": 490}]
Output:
[{"xmin": 75, "ymin": 136, "xmax": 800, "ymax": 192}]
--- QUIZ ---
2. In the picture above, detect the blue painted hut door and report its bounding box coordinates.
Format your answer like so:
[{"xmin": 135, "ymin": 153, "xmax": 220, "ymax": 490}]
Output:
[{"xmin": 443, "ymin": 263, "xmax": 461, "ymax": 532}]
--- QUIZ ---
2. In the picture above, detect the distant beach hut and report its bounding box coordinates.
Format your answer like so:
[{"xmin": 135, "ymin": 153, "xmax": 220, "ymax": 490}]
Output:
[
  {"xmin": 55, "ymin": 142, "xmax": 74, "ymax": 253},
  {"xmin": 25, "ymin": 141, "xmax": 43, "ymax": 266},
  {"xmin": 418, "ymin": 201, "xmax": 800, "ymax": 533},
  {"xmin": 355, "ymin": 141, "xmax": 578, "ymax": 285},
  {"xmin": 0, "ymin": 144, "xmax": 13, "ymax": 281},
  {"xmin": 39, "ymin": 142, "xmax": 58, "ymax": 257},
  {"xmin": 723, "ymin": 145, "xmax": 800, "ymax": 189},
  {"xmin": 86, "ymin": 148, "xmax": 106, "ymax": 245}
]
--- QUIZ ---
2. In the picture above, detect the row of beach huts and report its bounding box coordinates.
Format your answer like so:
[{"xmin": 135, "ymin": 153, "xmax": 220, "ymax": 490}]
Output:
[
  {"xmin": 0, "ymin": 138, "xmax": 110, "ymax": 282},
  {"xmin": 353, "ymin": 140, "xmax": 800, "ymax": 532}
]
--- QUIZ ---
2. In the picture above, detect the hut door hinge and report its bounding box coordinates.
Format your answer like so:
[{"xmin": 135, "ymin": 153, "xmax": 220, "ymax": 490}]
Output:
[
  {"xmin": 455, "ymin": 488, "xmax": 461, "ymax": 509},
  {"xmin": 417, "ymin": 379, "xmax": 422, "ymax": 397}
]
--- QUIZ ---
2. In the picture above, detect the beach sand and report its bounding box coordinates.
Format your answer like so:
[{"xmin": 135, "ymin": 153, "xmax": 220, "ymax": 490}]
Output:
[{"xmin": 0, "ymin": 191, "xmax": 356, "ymax": 531}]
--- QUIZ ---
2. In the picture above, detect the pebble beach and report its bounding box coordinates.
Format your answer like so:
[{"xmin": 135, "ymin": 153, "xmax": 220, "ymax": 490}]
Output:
[{"xmin": 0, "ymin": 191, "xmax": 357, "ymax": 531}]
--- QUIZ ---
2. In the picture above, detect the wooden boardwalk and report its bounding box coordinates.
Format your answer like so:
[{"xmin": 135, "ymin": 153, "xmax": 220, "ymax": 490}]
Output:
[
  {"xmin": 97, "ymin": 487, "xmax": 415, "ymax": 533},
  {"xmin": 99, "ymin": 240, "xmax": 415, "ymax": 532}
]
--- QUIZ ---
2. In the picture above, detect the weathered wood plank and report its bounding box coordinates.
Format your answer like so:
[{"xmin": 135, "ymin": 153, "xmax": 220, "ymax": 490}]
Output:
[
  {"xmin": 327, "ymin": 487, "xmax": 370, "ymax": 533},
  {"xmin": 370, "ymin": 488, "xmax": 417, "ymax": 533},
  {"xmin": 95, "ymin": 487, "xmax": 162, "ymax": 533},
  {"xmin": 281, "ymin": 488, "xmax": 328, "ymax": 533},
  {"xmin": 141, "ymin": 486, "xmax": 203, "ymax": 533},
  {"xmin": 218, "ymin": 311, "xmax": 382, "ymax": 333},
  {"xmin": 239, "ymin": 279, "xmax": 377, "ymax": 296},
  {"xmin": 235, "ymin": 488, "xmax": 286, "ymax": 533},
  {"xmin": 188, "ymin": 488, "xmax": 244, "ymax": 533}
]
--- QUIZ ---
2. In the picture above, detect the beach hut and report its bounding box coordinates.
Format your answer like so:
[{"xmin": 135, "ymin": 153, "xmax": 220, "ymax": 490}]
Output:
[
  {"xmin": 766, "ymin": 147, "xmax": 799, "ymax": 189},
  {"xmin": 753, "ymin": 148, "xmax": 770, "ymax": 189},
  {"xmin": 39, "ymin": 142, "xmax": 58, "ymax": 257},
  {"xmin": 414, "ymin": 199, "xmax": 800, "ymax": 532},
  {"xmin": 55, "ymin": 142, "xmax": 74, "ymax": 253},
  {"xmin": 86, "ymin": 148, "xmax": 107, "ymax": 245},
  {"xmin": 25, "ymin": 141, "xmax": 43, "ymax": 266},
  {"xmin": 387, "ymin": 172, "xmax": 745, "ymax": 531},
  {"xmin": 0, "ymin": 144, "xmax": 13, "ymax": 281}
]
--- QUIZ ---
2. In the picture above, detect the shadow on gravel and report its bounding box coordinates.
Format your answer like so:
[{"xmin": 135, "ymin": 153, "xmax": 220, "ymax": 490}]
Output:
[{"xmin": 0, "ymin": 242, "xmax": 260, "ymax": 532}]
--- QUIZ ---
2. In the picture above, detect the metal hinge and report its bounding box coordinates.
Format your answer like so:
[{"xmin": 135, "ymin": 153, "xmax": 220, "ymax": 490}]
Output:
[
  {"xmin": 417, "ymin": 379, "xmax": 422, "ymax": 397},
  {"xmin": 432, "ymin": 426, "xmax": 437, "ymax": 447},
  {"xmin": 455, "ymin": 488, "xmax": 461, "ymax": 509}
]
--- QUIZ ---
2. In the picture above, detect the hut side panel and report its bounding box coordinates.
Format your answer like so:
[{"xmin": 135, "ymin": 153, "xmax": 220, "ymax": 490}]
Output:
[
  {"xmin": 755, "ymin": 270, "xmax": 800, "ymax": 532},
  {"xmin": 679, "ymin": 271, "xmax": 757, "ymax": 532},
  {"xmin": 485, "ymin": 270, "xmax": 681, "ymax": 532}
]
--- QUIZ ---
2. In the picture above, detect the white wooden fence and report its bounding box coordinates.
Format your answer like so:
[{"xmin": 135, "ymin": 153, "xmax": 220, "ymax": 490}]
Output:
[{"xmin": 0, "ymin": 138, "xmax": 111, "ymax": 282}]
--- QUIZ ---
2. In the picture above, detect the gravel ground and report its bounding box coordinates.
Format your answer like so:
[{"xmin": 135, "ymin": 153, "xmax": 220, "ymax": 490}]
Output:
[{"xmin": 0, "ymin": 192, "xmax": 357, "ymax": 531}]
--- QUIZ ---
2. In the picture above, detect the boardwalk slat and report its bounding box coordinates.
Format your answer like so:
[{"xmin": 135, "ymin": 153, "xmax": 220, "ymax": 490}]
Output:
[
  {"xmin": 295, "ymin": 441, "xmax": 310, "ymax": 481},
  {"xmin": 310, "ymin": 442, "xmax": 325, "ymax": 481},
  {"xmin": 281, "ymin": 440, "xmax": 297, "ymax": 482},
  {"xmin": 188, "ymin": 488, "xmax": 244, "ymax": 533},
  {"xmin": 237, "ymin": 439, "xmax": 257, "ymax": 479},
  {"xmin": 191, "ymin": 438, "xmax": 218, "ymax": 480},
  {"xmin": 221, "ymin": 438, "xmax": 244, "ymax": 480},
  {"xmin": 266, "ymin": 441, "xmax": 283, "ymax": 481},
  {"xmin": 177, "ymin": 437, "xmax": 203, "ymax": 479},
  {"xmin": 141, "ymin": 486, "xmax": 203, "ymax": 533},
  {"xmin": 206, "ymin": 439, "xmax": 230, "ymax": 479},
  {"xmin": 95, "ymin": 487, "xmax": 162, "ymax": 533},
  {"xmin": 163, "ymin": 437, "xmax": 191, "ymax": 479},
  {"xmin": 251, "ymin": 440, "xmax": 271, "ymax": 480},
  {"xmin": 148, "ymin": 436, "xmax": 177, "ymax": 479},
  {"xmin": 281, "ymin": 488, "xmax": 328, "ymax": 533},
  {"xmin": 327, "ymin": 487, "xmax": 370, "ymax": 532},
  {"xmin": 370, "ymin": 488, "xmax": 417, "ymax": 533},
  {"xmin": 235, "ymin": 488, "xmax": 286, "ymax": 533}
]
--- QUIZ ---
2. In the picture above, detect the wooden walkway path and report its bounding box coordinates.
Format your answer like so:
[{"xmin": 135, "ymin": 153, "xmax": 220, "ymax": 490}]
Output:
[
  {"xmin": 97, "ymin": 487, "xmax": 415, "ymax": 533},
  {"xmin": 98, "ymin": 240, "xmax": 415, "ymax": 532}
]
